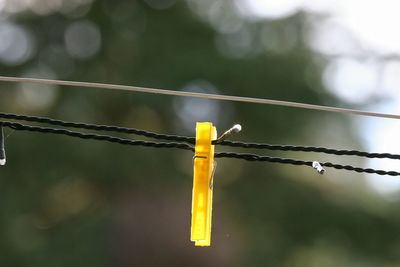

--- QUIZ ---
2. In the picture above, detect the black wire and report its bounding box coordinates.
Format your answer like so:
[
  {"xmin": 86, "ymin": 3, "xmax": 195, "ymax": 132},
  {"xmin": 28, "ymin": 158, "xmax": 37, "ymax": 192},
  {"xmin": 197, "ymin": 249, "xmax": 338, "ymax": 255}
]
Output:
[
  {"xmin": 321, "ymin": 162, "xmax": 400, "ymax": 176},
  {"xmin": 0, "ymin": 112, "xmax": 195, "ymax": 143},
  {"xmin": 215, "ymin": 152, "xmax": 400, "ymax": 176},
  {"xmin": 1, "ymin": 120, "xmax": 399, "ymax": 176},
  {"xmin": 0, "ymin": 121, "xmax": 195, "ymax": 152},
  {"xmin": 1, "ymin": 112, "xmax": 399, "ymax": 161},
  {"xmin": 215, "ymin": 152, "xmax": 314, "ymax": 166},
  {"xmin": 215, "ymin": 140, "xmax": 400, "ymax": 160},
  {"xmin": 1, "ymin": 112, "xmax": 400, "ymax": 162}
]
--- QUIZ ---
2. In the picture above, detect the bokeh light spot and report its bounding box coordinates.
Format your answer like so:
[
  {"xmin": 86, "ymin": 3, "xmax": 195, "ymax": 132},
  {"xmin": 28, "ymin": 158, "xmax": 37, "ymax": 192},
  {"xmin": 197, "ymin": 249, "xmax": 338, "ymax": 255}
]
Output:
[
  {"xmin": 237, "ymin": 0, "xmax": 301, "ymax": 19},
  {"xmin": 382, "ymin": 62, "xmax": 400, "ymax": 98},
  {"xmin": 29, "ymin": 0, "xmax": 62, "ymax": 15},
  {"xmin": 64, "ymin": 20, "xmax": 101, "ymax": 60},
  {"xmin": 215, "ymin": 25, "xmax": 255, "ymax": 59},
  {"xmin": 61, "ymin": 0, "xmax": 93, "ymax": 18},
  {"xmin": 16, "ymin": 67, "xmax": 59, "ymax": 111},
  {"xmin": 307, "ymin": 19, "xmax": 360, "ymax": 56},
  {"xmin": 3, "ymin": 0, "xmax": 30, "ymax": 13},
  {"xmin": 0, "ymin": 22, "xmax": 35, "ymax": 65},
  {"xmin": 174, "ymin": 81, "xmax": 221, "ymax": 133},
  {"xmin": 323, "ymin": 58, "xmax": 378, "ymax": 104}
]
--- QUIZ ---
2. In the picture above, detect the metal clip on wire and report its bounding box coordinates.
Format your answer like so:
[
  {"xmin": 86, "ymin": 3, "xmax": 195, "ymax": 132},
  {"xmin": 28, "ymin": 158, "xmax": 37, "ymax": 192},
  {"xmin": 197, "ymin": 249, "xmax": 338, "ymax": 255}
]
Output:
[
  {"xmin": 312, "ymin": 161, "xmax": 325, "ymax": 174},
  {"xmin": 0, "ymin": 124, "xmax": 6, "ymax": 166},
  {"xmin": 216, "ymin": 124, "xmax": 242, "ymax": 143}
]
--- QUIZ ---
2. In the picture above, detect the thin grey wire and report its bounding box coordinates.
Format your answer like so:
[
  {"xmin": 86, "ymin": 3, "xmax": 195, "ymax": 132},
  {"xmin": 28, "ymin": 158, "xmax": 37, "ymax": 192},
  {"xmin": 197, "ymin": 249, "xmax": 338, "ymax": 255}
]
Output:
[{"xmin": 0, "ymin": 76, "xmax": 399, "ymax": 120}]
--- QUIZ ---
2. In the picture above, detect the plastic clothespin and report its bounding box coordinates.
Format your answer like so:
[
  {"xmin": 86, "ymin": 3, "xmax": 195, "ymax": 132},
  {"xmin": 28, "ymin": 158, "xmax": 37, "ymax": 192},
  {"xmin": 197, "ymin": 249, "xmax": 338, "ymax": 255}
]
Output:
[{"xmin": 191, "ymin": 122, "xmax": 217, "ymax": 246}]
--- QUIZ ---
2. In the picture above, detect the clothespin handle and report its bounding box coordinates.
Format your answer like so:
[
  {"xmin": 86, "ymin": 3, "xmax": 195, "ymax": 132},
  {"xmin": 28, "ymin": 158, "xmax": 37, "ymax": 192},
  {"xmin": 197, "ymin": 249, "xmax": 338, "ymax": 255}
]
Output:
[{"xmin": 191, "ymin": 122, "xmax": 216, "ymax": 246}]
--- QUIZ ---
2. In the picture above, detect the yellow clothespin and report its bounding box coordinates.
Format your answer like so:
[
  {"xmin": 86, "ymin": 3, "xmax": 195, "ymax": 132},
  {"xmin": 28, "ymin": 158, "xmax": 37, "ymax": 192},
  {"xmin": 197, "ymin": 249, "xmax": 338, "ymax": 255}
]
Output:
[{"xmin": 191, "ymin": 122, "xmax": 217, "ymax": 246}]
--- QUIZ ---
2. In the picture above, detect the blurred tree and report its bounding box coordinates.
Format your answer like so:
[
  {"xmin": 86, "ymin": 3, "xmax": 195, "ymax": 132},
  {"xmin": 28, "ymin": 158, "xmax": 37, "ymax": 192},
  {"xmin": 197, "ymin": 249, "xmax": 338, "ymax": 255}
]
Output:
[{"xmin": 0, "ymin": 0, "xmax": 400, "ymax": 267}]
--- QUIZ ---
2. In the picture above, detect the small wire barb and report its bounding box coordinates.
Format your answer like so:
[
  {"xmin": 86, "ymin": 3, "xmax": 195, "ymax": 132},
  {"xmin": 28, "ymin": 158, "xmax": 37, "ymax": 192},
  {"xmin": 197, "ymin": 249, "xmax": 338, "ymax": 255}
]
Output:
[
  {"xmin": 312, "ymin": 161, "xmax": 325, "ymax": 175},
  {"xmin": 216, "ymin": 124, "xmax": 242, "ymax": 143},
  {"xmin": 0, "ymin": 124, "xmax": 5, "ymax": 166}
]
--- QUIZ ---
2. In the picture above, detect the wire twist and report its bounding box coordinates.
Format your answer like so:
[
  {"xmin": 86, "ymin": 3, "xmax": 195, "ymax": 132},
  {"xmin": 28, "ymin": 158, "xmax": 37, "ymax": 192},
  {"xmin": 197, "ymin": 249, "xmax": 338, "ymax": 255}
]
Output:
[
  {"xmin": 215, "ymin": 152, "xmax": 400, "ymax": 176},
  {"xmin": 216, "ymin": 140, "xmax": 400, "ymax": 160},
  {"xmin": 1, "ymin": 120, "xmax": 399, "ymax": 176},
  {"xmin": 1, "ymin": 112, "xmax": 399, "ymax": 161},
  {"xmin": 0, "ymin": 121, "xmax": 194, "ymax": 152},
  {"xmin": 0, "ymin": 112, "xmax": 194, "ymax": 143}
]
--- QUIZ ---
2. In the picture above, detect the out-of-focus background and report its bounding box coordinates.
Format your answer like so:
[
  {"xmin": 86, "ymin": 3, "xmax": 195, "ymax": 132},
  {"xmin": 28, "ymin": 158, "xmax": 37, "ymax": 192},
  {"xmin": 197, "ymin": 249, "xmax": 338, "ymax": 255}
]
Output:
[{"xmin": 1, "ymin": 0, "xmax": 400, "ymax": 266}]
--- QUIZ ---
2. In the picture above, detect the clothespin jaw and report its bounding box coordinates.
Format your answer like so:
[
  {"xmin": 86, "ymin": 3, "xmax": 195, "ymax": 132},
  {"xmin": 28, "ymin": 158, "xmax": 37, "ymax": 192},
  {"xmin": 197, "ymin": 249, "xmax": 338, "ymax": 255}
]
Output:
[{"xmin": 191, "ymin": 122, "xmax": 217, "ymax": 246}]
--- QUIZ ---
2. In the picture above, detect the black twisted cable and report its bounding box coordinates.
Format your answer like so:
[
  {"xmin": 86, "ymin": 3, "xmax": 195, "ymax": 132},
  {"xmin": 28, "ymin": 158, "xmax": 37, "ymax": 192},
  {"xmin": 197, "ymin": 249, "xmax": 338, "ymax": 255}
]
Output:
[
  {"xmin": 0, "ymin": 121, "xmax": 195, "ymax": 152},
  {"xmin": 215, "ymin": 152, "xmax": 313, "ymax": 166},
  {"xmin": 1, "ymin": 121, "xmax": 399, "ymax": 176},
  {"xmin": 0, "ymin": 112, "xmax": 195, "ymax": 143},
  {"xmin": 215, "ymin": 140, "xmax": 400, "ymax": 160},
  {"xmin": 2, "ymin": 112, "xmax": 400, "ymax": 161},
  {"xmin": 321, "ymin": 162, "xmax": 400, "ymax": 176},
  {"xmin": 215, "ymin": 152, "xmax": 400, "ymax": 176}
]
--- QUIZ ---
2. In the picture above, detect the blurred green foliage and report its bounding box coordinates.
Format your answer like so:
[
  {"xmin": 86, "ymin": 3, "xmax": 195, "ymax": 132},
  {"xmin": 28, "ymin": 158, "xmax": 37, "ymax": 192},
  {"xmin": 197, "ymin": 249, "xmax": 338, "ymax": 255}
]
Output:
[{"xmin": 1, "ymin": 1, "xmax": 400, "ymax": 266}]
